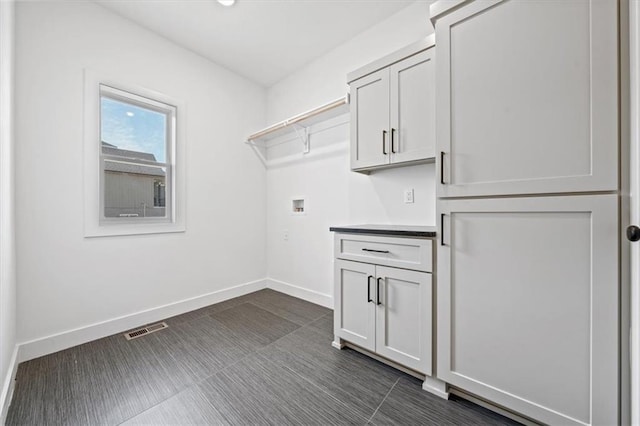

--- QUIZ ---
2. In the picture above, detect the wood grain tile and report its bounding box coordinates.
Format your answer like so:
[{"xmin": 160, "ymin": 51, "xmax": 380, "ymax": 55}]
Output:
[
  {"xmin": 305, "ymin": 312, "xmax": 334, "ymax": 339},
  {"xmin": 164, "ymin": 292, "xmax": 259, "ymax": 325},
  {"xmin": 208, "ymin": 302, "xmax": 300, "ymax": 349},
  {"xmin": 258, "ymin": 326, "xmax": 402, "ymax": 418},
  {"xmin": 122, "ymin": 386, "xmax": 229, "ymax": 425},
  {"xmin": 72, "ymin": 333, "xmax": 184, "ymax": 425},
  {"xmin": 6, "ymin": 349, "xmax": 85, "ymax": 425},
  {"xmin": 7, "ymin": 317, "xmax": 251, "ymax": 425},
  {"xmin": 7, "ymin": 290, "xmax": 519, "ymax": 426},
  {"xmin": 248, "ymin": 289, "xmax": 331, "ymax": 325},
  {"xmin": 370, "ymin": 377, "xmax": 520, "ymax": 425},
  {"xmin": 149, "ymin": 315, "xmax": 254, "ymax": 381},
  {"xmin": 6, "ymin": 334, "xmax": 179, "ymax": 425},
  {"xmin": 198, "ymin": 353, "xmax": 368, "ymax": 425}
]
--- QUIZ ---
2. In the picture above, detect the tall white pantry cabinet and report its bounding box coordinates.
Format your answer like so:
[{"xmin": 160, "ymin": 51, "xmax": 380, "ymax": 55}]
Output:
[{"xmin": 432, "ymin": 1, "xmax": 620, "ymax": 426}]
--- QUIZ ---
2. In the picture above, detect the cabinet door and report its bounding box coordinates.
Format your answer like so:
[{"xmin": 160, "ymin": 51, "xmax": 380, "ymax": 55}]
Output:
[
  {"xmin": 334, "ymin": 259, "xmax": 376, "ymax": 351},
  {"xmin": 435, "ymin": 0, "xmax": 618, "ymax": 197},
  {"xmin": 350, "ymin": 69, "xmax": 390, "ymax": 170},
  {"xmin": 437, "ymin": 195, "xmax": 618, "ymax": 425},
  {"xmin": 375, "ymin": 266, "xmax": 432, "ymax": 375},
  {"xmin": 389, "ymin": 49, "xmax": 435, "ymax": 164}
]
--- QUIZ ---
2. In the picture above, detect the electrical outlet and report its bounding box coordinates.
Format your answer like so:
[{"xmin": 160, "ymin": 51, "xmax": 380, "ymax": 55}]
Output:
[
  {"xmin": 283, "ymin": 229, "xmax": 289, "ymax": 241},
  {"xmin": 404, "ymin": 189, "xmax": 414, "ymax": 204}
]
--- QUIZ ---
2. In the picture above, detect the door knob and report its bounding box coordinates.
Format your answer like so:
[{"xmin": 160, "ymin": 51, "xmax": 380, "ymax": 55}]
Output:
[{"xmin": 627, "ymin": 225, "xmax": 640, "ymax": 242}]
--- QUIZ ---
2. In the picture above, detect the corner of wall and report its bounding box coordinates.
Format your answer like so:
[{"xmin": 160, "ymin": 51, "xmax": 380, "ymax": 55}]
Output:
[
  {"xmin": 0, "ymin": 346, "xmax": 19, "ymax": 424},
  {"xmin": 266, "ymin": 278, "xmax": 333, "ymax": 309},
  {"xmin": 0, "ymin": 0, "xmax": 18, "ymax": 420}
]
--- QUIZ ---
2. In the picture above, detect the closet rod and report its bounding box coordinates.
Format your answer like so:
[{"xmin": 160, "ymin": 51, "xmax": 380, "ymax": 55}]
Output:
[{"xmin": 247, "ymin": 95, "xmax": 349, "ymax": 142}]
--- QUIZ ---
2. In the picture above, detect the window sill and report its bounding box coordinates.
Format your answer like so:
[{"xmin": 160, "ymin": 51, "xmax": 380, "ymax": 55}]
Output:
[{"xmin": 84, "ymin": 221, "xmax": 186, "ymax": 238}]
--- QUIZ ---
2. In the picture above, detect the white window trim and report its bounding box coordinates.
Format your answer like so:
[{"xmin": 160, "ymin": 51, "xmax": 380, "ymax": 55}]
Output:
[{"xmin": 83, "ymin": 69, "xmax": 186, "ymax": 237}]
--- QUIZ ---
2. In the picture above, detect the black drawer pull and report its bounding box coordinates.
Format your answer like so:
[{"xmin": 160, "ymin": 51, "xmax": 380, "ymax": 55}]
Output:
[
  {"xmin": 361, "ymin": 248, "xmax": 390, "ymax": 254},
  {"xmin": 377, "ymin": 277, "xmax": 383, "ymax": 306},
  {"xmin": 391, "ymin": 128, "xmax": 396, "ymax": 153},
  {"xmin": 367, "ymin": 275, "xmax": 374, "ymax": 303},
  {"xmin": 382, "ymin": 130, "xmax": 387, "ymax": 155}
]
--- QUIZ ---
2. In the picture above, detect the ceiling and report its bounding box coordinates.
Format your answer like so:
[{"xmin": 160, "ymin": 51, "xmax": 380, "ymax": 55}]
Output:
[{"xmin": 95, "ymin": 0, "xmax": 415, "ymax": 87}]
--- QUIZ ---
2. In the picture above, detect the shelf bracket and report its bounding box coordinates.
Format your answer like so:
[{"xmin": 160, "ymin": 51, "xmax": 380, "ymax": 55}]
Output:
[
  {"xmin": 293, "ymin": 124, "xmax": 311, "ymax": 154},
  {"xmin": 244, "ymin": 140, "xmax": 267, "ymax": 167}
]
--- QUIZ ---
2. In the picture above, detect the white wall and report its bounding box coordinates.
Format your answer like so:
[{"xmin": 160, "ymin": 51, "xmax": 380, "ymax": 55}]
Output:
[
  {"xmin": 0, "ymin": 0, "xmax": 17, "ymax": 418},
  {"xmin": 265, "ymin": 1, "xmax": 435, "ymax": 301},
  {"xmin": 15, "ymin": 1, "xmax": 267, "ymax": 345},
  {"xmin": 630, "ymin": 1, "xmax": 639, "ymax": 423},
  {"xmin": 267, "ymin": 2, "xmax": 434, "ymax": 123}
]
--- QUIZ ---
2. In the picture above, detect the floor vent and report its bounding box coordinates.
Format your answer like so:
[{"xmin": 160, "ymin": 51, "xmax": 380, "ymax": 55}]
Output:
[{"xmin": 124, "ymin": 322, "xmax": 168, "ymax": 340}]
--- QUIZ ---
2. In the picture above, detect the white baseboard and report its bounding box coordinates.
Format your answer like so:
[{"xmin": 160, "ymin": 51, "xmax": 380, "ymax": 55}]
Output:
[
  {"xmin": 422, "ymin": 375, "xmax": 450, "ymax": 400},
  {"xmin": 0, "ymin": 345, "xmax": 19, "ymax": 424},
  {"xmin": 266, "ymin": 278, "xmax": 333, "ymax": 309},
  {"xmin": 16, "ymin": 277, "xmax": 331, "ymax": 364},
  {"xmin": 18, "ymin": 278, "xmax": 268, "ymax": 362}
]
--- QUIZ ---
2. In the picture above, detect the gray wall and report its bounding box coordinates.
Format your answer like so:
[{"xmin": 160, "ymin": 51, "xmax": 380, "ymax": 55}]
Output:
[{"xmin": 104, "ymin": 172, "xmax": 165, "ymax": 218}]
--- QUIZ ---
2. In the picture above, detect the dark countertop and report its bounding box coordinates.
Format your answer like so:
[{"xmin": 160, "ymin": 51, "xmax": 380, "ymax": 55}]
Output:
[{"xmin": 329, "ymin": 224, "xmax": 437, "ymax": 238}]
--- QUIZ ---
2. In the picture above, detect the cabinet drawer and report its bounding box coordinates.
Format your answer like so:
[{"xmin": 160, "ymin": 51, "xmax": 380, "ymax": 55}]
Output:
[{"xmin": 335, "ymin": 234, "xmax": 432, "ymax": 272}]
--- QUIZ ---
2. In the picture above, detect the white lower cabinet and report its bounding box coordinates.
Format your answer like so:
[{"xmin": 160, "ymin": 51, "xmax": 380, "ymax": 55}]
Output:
[
  {"xmin": 333, "ymin": 260, "xmax": 377, "ymax": 352},
  {"xmin": 437, "ymin": 195, "xmax": 619, "ymax": 425},
  {"xmin": 374, "ymin": 265, "xmax": 432, "ymax": 375},
  {"xmin": 333, "ymin": 235, "xmax": 434, "ymax": 376}
]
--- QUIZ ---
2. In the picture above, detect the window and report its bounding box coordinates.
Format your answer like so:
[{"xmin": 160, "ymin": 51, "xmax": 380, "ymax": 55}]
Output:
[
  {"xmin": 100, "ymin": 85, "xmax": 175, "ymax": 221},
  {"xmin": 83, "ymin": 70, "xmax": 185, "ymax": 237}
]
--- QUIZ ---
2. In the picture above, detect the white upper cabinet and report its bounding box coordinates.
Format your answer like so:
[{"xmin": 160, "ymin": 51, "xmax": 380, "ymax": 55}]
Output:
[
  {"xmin": 349, "ymin": 37, "xmax": 436, "ymax": 172},
  {"xmin": 389, "ymin": 49, "xmax": 436, "ymax": 164},
  {"xmin": 350, "ymin": 69, "xmax": 390, "ymax": 170},
  {"xmin": 434, "ymin": 0, "xmax": 618, "ymax": 197}
]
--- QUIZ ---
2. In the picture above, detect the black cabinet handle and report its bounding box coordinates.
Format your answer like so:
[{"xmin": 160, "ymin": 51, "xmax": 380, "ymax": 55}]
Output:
[
  {"xmin": 376, "ymin": 277, "xmax": 383, "ymax": 305},
  {"xmin": 367, "ymin": 275, "xmax": 374, "ymax": 303},
  {"xmin": 440, "ymin": 213, "xmax": 445, "ymax": 246},
  {"xmin": 440, "ymin": 151, "xmax": 445, "ymax": 184},
  {"xmin": 391, "ymin": 128, "xmax": 396, "ymax": 153},
  {"xmin": 382, "ymin": 130, "xmax": 387, "ymax": 155},
  {"xmin": 362, "ymin": 248, "xmax": 390, "ymax": 254},
  {"xmin": 627, "ymin": 225, "xmax": 640, "ymax": 242}
]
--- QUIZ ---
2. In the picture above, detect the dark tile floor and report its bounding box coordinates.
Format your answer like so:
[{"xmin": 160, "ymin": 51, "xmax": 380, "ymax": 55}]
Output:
[{"xmin": 7, "ymin": 289, "xmax": 519, "ymax": 425}]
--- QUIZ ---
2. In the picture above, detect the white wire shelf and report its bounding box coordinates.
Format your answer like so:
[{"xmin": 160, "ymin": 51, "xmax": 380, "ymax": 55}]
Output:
[{"xmin": 246, "ymin": 94, "xmax": 349, "ymax": 144}]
